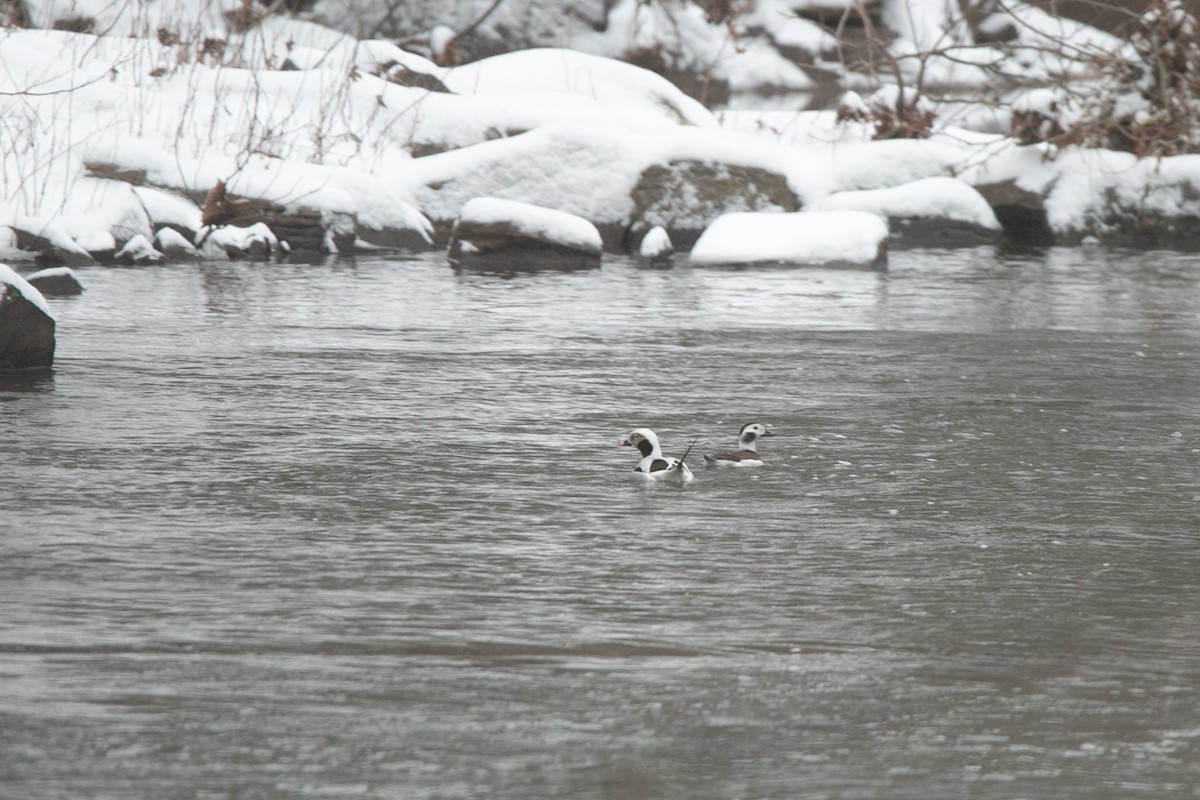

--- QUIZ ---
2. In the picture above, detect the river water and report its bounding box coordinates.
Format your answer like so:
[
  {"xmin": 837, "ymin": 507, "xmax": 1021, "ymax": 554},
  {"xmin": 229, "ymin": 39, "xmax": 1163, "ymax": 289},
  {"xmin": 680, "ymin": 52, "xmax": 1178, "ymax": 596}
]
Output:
[{"xmin": 2, "ymin": 247, "xmax": 1199, "ymax": 799}]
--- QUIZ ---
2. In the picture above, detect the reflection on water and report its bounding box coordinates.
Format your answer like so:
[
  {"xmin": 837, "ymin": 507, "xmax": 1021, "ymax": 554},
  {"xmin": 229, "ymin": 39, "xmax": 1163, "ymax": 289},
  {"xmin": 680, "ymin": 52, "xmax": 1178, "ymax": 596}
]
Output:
[{"xmin": 2, "ymin": 247, "xmax": 1199, "ymax": 799}]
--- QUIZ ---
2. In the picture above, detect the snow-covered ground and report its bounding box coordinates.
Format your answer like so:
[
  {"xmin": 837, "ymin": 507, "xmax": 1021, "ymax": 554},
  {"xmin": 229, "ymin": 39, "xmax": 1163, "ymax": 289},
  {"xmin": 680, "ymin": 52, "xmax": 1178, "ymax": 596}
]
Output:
[{"xmin": 3, "ymin": 0, "xmax": 1200, "ymax": 268}]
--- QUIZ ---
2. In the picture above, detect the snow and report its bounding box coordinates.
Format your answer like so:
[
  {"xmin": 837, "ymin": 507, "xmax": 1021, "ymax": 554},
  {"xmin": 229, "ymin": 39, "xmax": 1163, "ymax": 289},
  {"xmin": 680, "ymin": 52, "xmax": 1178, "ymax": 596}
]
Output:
[
  {"xmin": 155, "ymin": 227, "xmax": 199, "ymax": 257},
  {"xmin": 396, "ymin": 121, "xmax": 818, "ymax": 232},
  {"xmin": 639, "ymin": 226, "xmax": 673, "ymax": 259},
  {"xmin": 0, "ymin": 263, "xmax": 53, "ymax": 318},
  {"xmin": 689, "ymin": 210, "xmax": 889, "ymax": 267},
  {"xmin": 25, "ymin": 266, "xmax": 77, "ymax": 282},
  {"xmin": 812, "ymin": 177, "xmax": 1001, "ymax": 228},
  {"xmin": 457, "ymin": 198, "xmax": 602, "ymax": 254},
  {"xmin": 441, "ymin": 47, "xmax": 717, "ymax": 128},
  {"xmin": 200, "ymin": 223, "xmax": 285, "ymax": 258},
  {"xmin": 114, "ymin": 234, "xmax": 165, "ymax": 263},
  {"xmin": 2, "ymin": 215, "xmax": 93, "ymax": 262}
]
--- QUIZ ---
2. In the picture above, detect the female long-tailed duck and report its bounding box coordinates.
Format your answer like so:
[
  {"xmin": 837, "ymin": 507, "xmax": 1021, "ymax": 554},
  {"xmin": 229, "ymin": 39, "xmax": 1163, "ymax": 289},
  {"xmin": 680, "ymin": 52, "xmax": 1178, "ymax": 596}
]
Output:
[
  {"xmin": 619, "ymin": 428, "xmax": 695, "ymax": 482},
  {"xmin": 703, "ymin": 422, "xmax": 776, "ymax": 467}
]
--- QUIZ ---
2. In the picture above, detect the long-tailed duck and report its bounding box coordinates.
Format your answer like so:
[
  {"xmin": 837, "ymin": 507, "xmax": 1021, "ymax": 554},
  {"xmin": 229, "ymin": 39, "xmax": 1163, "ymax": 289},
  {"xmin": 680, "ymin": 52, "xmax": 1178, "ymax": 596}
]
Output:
[
  {"xmin": 703, "ymin": 422, "xmax": 776, "ymax": 467},
  {"xmin": 619, "ymin": 428, "xmax": 695, "ymax": 482}
]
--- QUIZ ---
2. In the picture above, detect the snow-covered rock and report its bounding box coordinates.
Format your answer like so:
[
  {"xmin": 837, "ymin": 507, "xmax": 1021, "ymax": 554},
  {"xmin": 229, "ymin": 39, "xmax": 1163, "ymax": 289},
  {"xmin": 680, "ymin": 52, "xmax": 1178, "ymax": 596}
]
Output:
[
  {"xmin": 62, "ymin": 178, "xmax": 154, "ymax": 259},
  {"xmin": 1, "ymin": 216, "xmax": 94, "ymax": 267},
  {"xmin": 811, "ymin": 176, "xmax": 1001, "ymax": 246},
  {"xmin": 448, "ymin": 197, "xmax": 602, "ymax": 269},
  {"xmin": 198, "ymin": 223, "xmax": 286, "ymax": 260},
  {"xmin": 400, "ymin": 122, "xmax": 804, "ymax": 250},
  {"xmin": 25, "ymin": 266, "xmax": 84, "ymax": 296},
  {"xmin": 114, "ymin": 234, "xmax": 166, "ymax": 264},
  {"xmin": 689, "ymin": 210, "xmax": 889, "ymax": 268},
  {"xmin": 639, "ymin": 226, "xmax": 674, "ymax": 261},
  {"xmin": 0, "ymin": 264, "xmax": 56, "ymax": 370},
  {"xmin": 155, "ymin": 228, "xmax": 201, "ymax": 260},
  {"xmin": 963, "ymin": 144, "xmax": 1200, "ymax": 247}
]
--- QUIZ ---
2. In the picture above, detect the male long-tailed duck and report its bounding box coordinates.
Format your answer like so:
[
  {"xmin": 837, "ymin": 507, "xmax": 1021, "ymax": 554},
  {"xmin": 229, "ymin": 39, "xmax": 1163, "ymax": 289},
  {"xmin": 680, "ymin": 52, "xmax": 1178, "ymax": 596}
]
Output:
[
  {"xmin": 703, "ymin": 422, "xmax": 776, "ymax": 467},
  {"xmin": 619, "ymin": 428, "xmax": 695, "ymax": 482}
]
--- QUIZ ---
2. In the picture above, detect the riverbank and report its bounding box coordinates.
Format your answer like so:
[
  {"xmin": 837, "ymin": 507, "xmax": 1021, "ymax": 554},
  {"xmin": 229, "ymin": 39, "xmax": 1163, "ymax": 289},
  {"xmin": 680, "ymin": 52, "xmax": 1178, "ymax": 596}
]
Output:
[{"xmin": 5, "ymin": 0, "xmax": 1200, "ymax": 267}]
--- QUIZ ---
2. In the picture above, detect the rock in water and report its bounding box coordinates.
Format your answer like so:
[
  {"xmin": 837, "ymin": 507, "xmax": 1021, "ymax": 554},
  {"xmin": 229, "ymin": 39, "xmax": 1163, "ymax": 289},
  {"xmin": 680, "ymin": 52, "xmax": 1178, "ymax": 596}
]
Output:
[
  {"xmin": 638, "ymin": 226, "xmax": 674, "ymax": 261},
  {"xmin": 689, "ymin": 210, "xmax": 889, "ymax": 268},
  {"xmin": 0, "ymin": 264, "xmax": 56, "ymax": 370},
  {"xmin": 24, "ymin": 267, "xmax": 84, "ymax": 296},
  {"xmin": 448, "ymin": 197, "xmax": 602, "ymax": 270}
]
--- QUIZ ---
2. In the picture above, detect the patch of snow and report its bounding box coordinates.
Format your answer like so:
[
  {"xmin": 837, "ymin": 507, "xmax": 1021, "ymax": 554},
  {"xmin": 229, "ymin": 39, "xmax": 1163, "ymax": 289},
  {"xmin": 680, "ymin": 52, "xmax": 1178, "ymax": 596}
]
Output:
[
  {"xmin": 62, "ymin": 178, "xmax": 153, "ymax": 248},
  {"xmin": 0, "ymin": 228, "xmax": 19, "ymax": 262},
  {"xmin": 442, "ymin": 47, "xmax": 717, "ymax": 128},
  {"xmin": 200, "ymin": 222, "xmax": 284, "ymax": 257},
  {"xmin": 1, "ymin": 213, "xmax": 92, "ymax": 261},
  {"xmin": 25, "ymin": 266, "xmax": 78, "ymax": 281},
  {"xmin": 639, "ymin": 226, "xmax": 673, "ymax": 258},
  {"xmin": 134, "ymin": 187, "xmax": 204, "ymax": 231},
  {"xmin": 883, "ymin": 0, "xmax": 972, "ymax": 54},
  {"xmin": 353, "ymin": 40, "xmax": 443, "ymax": 78},
  {"xmin": 823, "ymin": 139, "xmax": 969, "ymax": 192},
  {"xmin": 114, "ymin": 234, "xmax": 166, "ymax": 263},
  {"xmin": 155, "ymin": 227, "xmax": 200, "ymax": 257},
  {"xmin": 689, "ymin": 210, "xmax": 889, "ymax": 266},
  {"xmin": 812, "ymin": 177, "xmax": 1001, "ymax": 228},
  {"xmin": 429, "ymin": 25, "xmax": 456, "ymax": 60},
  {"xmin": 398, "ymin": 121, "xmax": 821, "ymax": 230}
]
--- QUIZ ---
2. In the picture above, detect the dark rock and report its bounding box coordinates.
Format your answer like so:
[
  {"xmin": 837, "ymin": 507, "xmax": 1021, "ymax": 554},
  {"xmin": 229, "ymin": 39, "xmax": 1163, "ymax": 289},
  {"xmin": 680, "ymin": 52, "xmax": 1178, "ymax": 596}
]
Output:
[
  {"xmin": 791, "ymin": 0, "xmax": 882, "ymax": 27},
  {"xmin": 627, "ymin": 159, "xmax": 798, "ymax": 252},
  {"xmin": 357, "ymin": 224, "xmax": 435, "ymax": 252},
  {"xmin": 24, "ymin": 267, "xmax": 84, "ymax": 296},
  {"xmin": 379, "ymin": 61, "xmax": 451, "ymax": 93},
  {"xmin": 10, "ymin": 226, "xmax": 95, "ymax": 267},
  {"xmin": 261, "ymin": 207, "xmax": 345, "ymax": 254},
  {"xmin": 85, "ymin": 161, "xmax": 148, "ymax": 185},
  {"xmin": 0, "ymin": 266, "xmax": 55, "ymax": 370},
  {"xmin": 154, "ymin": 227, "xmax": 200, "ymax": 260},
  {"xmin": 888, "ymin": 217, "xmax": 1004, "ymax": 248},
  {"xmin": 52, "ymin": 16, "xmax": 94, "ymax": 33},
  {"xmin": 974, "ymin": 179, "xmax": 1055, "ymax": 247},
  {"xmin": 448, "ymin": 200, "xmax": 602, "ymax": 271}
]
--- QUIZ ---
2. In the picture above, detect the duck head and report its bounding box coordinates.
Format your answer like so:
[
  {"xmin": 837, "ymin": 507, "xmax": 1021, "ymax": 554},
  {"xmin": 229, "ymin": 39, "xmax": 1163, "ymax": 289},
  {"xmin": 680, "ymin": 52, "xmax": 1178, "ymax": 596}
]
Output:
[{"xmin": 619, "ymin": 427, "xmax": 661, "ymax": 458}]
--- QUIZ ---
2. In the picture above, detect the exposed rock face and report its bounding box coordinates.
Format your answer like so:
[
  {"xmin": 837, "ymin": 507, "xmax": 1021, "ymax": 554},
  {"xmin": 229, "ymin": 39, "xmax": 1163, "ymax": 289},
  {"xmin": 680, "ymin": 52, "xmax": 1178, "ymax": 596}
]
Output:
[
  {"xmin": 25, "ymin": 267, "xmax": 84, "ymax": 296},
  {"xmin": 80, "ymin": 166, "xmax": 433, "ymax": 257},
  {"xmin": 0, "ymin": 265, "xmax": 56, "ymax": 370},
  {"xmin": 199, "ymin": 223, "xmax": 285, "ymax": 260},
  {"xmin": 114, "ymin": 235, "xmax": 167, "ymax": 264},
  {"xmin": 448, "ymin": 197, "xmax": 602, "ymax": 270},
  {"xmin": 627, "ymin": 160, "xmax": 798, "ymax": 252},
  {"xmin": 155, "ymin": 228, "xmax": 201, "ymax": 260},
  {"xmin": 9, "ymin": 224, "xmax": 95, "ymax": 267},
  {"xmin": 973, "ymin": 178, "xmax": 1055, "ymax": 247},
  {"xmin": 813, "ymin": 176, "xmax": 1003, "ymax": 248}
]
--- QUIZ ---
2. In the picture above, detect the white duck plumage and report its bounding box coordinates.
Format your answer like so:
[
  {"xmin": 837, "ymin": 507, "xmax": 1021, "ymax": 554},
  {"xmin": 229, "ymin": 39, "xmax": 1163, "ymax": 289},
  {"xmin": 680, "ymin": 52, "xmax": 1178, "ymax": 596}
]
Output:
[
  {"xmin": 703, "ymin": 422, "xmax": 776, "ymax": 467},
  {"xmin": 619, "ymin": 427, "xmax": 695, "ymax": 483}
]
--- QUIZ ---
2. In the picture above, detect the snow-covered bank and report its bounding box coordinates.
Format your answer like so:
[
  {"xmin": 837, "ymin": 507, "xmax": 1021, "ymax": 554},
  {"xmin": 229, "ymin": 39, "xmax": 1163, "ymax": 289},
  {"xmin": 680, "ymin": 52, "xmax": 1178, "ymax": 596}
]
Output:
[{"xmin": 5, "ymin": 0, "xmax": 1200, "ymax": 269}]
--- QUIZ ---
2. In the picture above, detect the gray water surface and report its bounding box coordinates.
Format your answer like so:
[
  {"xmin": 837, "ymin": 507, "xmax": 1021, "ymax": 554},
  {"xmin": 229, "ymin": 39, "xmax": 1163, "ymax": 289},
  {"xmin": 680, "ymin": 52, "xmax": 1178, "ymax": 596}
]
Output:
[{"xmin": 2, "ymin": 248, "xmax": 1199, "ymax": 799}]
